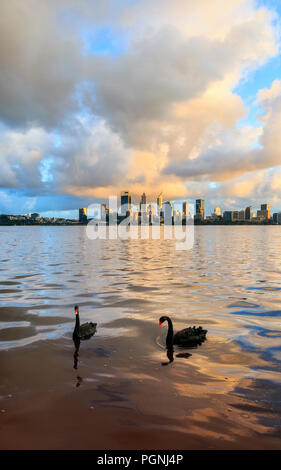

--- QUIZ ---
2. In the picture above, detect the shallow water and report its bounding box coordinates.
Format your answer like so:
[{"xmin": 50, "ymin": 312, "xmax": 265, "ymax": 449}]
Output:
[{"xmin": 0, "ymin": 225, "xmax": 280, "ymax": 449}]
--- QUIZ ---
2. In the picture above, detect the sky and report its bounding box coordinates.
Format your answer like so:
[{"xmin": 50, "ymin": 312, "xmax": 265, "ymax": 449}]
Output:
[{"xmin": 0, "ymin": 0, "xmax": 281, "ymax": 218}]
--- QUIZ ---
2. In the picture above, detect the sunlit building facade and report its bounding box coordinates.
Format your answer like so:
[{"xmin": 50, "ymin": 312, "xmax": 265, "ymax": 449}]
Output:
[
  {"xmin": 257, "ymin": 203, "xmax": 271, "ymax": 221},
  {"xmin": 79, "ymin": 208, "xmax": 87, "ymax": 222},
  {"xmin": 157, "ymin": 193, "xmax": 163, "ymax": 210},
  {"xmin": 121, "ymin": 191, "xmax": 131, "ymax": 215}
]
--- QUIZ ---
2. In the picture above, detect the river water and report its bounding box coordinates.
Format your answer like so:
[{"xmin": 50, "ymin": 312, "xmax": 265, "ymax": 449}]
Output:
[{"xmin": 0, "ymin": 225, "xmax": 280, "ymax": 449}]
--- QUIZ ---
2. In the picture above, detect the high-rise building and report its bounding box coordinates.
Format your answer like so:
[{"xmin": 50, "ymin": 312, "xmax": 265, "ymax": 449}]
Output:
[
  {"xmin": 245, "ymin": 206, "xmax": 252, "ymax": 220},
  {"xmin": 196, "ymin": 199, "xmax": 205, "ymax": 220},
  {"xmin": 157, "ymin": 193, "xmax": 163, "ymax": 209},
  {"xmin": 79, "ymin": 208, "xmax": 87, "ymax": 223},
  {"xmin": 148, "ymin": 204, "xmax": 155, "ymax": 215},
  {"xmin": 163, "ymin": 201, "xmax": 173, "ymax": 220},
  {"xmin": 140, "ymin": 192, "xmax": 147, "ymax": 212},
  {"xmin": 273, "ymin": 212, "xmax": 281, "ymax": 224},
  {"xmin": 101, "ymin": 204, "xmax": 108, "ymax": 220},
  {"xmin": 257, "ymin": 203, "xmax": 270, "ymax": 220},
  {"xmin": 182, "ymin": 201, "xmax": 189, "ymax": 216},
  {"xmin": 261, "ymin": 204, "xmax": 270, "ymax": 211},
  {"xmin": 121, "ymin": 191, "xmax": 131, "ymax": 215}
]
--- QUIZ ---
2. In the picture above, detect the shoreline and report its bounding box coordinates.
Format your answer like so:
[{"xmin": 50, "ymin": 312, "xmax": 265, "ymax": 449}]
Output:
[{"xmin": 0, "ymin": 221, "xmax": 279, "ymax": 227}]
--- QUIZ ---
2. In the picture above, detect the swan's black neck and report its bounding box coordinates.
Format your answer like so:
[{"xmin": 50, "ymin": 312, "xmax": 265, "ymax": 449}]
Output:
[
  {"xmin": 165, "ymin": 317, "xmax": 174, "ymax": 348},
  {"xmin": 73, "ymin": 312, "xmax": 80, "ymax": 338}
]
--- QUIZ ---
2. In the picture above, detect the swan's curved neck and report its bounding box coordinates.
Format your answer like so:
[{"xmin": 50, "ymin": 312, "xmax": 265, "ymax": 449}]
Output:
[
  {"xmin": 74, "ymin": 312, "xmax": 80, "ymax": 331},
  {"xmin": 166, "ymin": 317, "xmax": 174, "ymax": 347}
]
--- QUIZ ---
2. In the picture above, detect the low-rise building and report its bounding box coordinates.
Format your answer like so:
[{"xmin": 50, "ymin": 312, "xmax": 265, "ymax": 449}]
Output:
[{"xmin": 31, "ymin": 213, "xmax": 40, "ymax": 219}]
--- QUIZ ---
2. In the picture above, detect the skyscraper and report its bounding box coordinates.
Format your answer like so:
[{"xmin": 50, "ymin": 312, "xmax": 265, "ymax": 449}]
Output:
[
  {"xmin": 182, "ymin": 201, "xmax": 189, "ymax": 216},
  {"xmin": 140, "ymin": 192, "xmax": 147, "ymax": 212},
  {"xmin": 245, "ymin": 206, "xmax": 252, "ymax": 220},
  {"xmin": 257, "ymin": 203, "xmax": 271, "ymax": 220},
  {"xmin": 157, "ymin": 193, "xmax": 163, "ymax": 209},
  {"xmin": 101, "ymin": 204, "xmax": 108, "ymax": 220},
  {"xmin": 121, "ymin": 191, "xmax": 131, "ymax": 215},
  {"xmin": 196, "ymin": 199, "xmax": 205, "ymax": 220},
  {"xmin": 261, "ymin": 204, "xmax": 270, "ymax": 211},
  {"xmin": 163, "ymin": 201, "xmax": 173, "ymax": 219},
  {"xmin": 79, "ymin": 208, "xmax": 87, "ymax": 223}
]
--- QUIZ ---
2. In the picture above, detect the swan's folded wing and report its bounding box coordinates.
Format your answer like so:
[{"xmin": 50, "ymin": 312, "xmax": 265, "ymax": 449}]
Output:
[
  {"xmin": 173, "ymin": 326, "xmax": 207, "ymax": 345},
  {"xmin": 79, "ymin": 322, "xmax": 97, "ymax": 338}
]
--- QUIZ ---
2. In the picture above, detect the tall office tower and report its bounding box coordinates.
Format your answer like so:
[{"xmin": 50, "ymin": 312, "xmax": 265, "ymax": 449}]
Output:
[
  {"xmin": 121, "ymin": 191, "xmax": 131, "ymax": 215},
  {"xmin": 157, "ymin": 193, "xmax": 163, "ymax": 209},
  {"xmin": 182, "ymin": 201, "xmax": 189, "ymax": 216},
  {"xmin": 258, "ymin": 203, "xmax": 271, "ymax": 220},
  {"xmin": 140, "ymin": 192, "xmax": 147, "ymax": 212},
  {"xmin": 245, "ymin": 206, "xmax": 253, "ymax": 220},
  {"xmin": 261, "ymin": 204, "xmax": 270, "ymax": 211},
  {"xmin": 196, "ymin": 199, "xmax": 205, "ymax": 220},
  {"xmin": 148, "ymin": 204, "xmax": 155, "ymax": 215},
  {"xmin": 163, "ymin": 201, "xmax": 174, "ymax": 219},
  {"xmin": 79, "ymin": 208, "xmax": 87, "ymax": 222},
  {"xmin": 101, "ymin": 204, "xmax": 108, "ymax": 219}
]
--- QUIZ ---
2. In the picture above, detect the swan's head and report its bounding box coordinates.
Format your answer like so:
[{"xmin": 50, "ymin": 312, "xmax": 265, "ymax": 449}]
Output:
[
  {"xmin": 74, "ymin": 305, "xmax": 79, "ymax": 315},
  {"xmin": 159, "ymin": 316, "xmax": 169, "ymax": 326}
]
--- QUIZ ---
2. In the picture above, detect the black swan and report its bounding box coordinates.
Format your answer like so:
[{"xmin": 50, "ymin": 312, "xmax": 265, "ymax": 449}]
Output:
[
  {"xmin": 73, "ymin": 305, "xmax": 97, "ymax": 340},
  {"xmin": 159, "ymin": 316, "xmax": 207, "ymax": 347}
]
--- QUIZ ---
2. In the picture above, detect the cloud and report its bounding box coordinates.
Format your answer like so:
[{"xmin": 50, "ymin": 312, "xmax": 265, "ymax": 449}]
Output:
[
  {"xmin": 163, "ymin": 77, "xmax": 281, "ymax": 186},
  {"xmin": 0, "ymin": 124, "xmax": 54, "ymax": 188},
  {"xmin": 0, "ymin": 0, "xmax": 280, "ymax": 214}
]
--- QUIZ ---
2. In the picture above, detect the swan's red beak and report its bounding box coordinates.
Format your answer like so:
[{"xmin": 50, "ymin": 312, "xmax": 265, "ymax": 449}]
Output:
[
  {"xmin": 75, "ymin": 308, "xmax": 78, "ymax": 315},
  {"xmin": 159, "ymin": 321, "xmax": 162, "ymax": 327}
]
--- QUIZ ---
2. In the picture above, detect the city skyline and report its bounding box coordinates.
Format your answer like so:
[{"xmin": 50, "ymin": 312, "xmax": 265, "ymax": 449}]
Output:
[
  {"xmin": 2, "ymin": 190, "xmax": 280, "ymax": 225},
  {"xmin": 2, "ymin": 191, "xmax": 281, "ymax": 221},
  {"xmin": 0, "ymin": 1, "xmax": 281, "ymax": 218}
]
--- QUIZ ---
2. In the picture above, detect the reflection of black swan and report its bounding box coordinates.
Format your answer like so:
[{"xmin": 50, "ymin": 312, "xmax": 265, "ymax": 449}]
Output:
[
  {"xmin": 73, "ymin": 305, "xmax": 97, "ymax": 340},
  {"xmin": 73, "ymin": 337, "xmax": 80, "ymax": 369},
  {"xmin": 159, "ymin": 316, "xmax": 207, "ymax": 347}
]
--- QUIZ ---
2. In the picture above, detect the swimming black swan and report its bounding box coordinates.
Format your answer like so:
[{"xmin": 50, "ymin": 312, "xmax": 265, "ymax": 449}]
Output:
[
  {"xmin": 73, "ymin": 305, "xmax": 97, "ymax": 340},
  {"xmin": 159, "ymin": 316, "xmax": 207, "ymax": 347}
]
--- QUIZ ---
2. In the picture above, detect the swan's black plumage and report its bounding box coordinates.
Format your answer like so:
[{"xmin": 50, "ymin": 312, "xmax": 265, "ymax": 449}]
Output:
[
  {"xmin": 159, "ymin": 316, "xmax": 207, "ymax": 347},
  {"xmin": 73, "ymin": 306, "xmax": 97, "ymax": 340}
]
